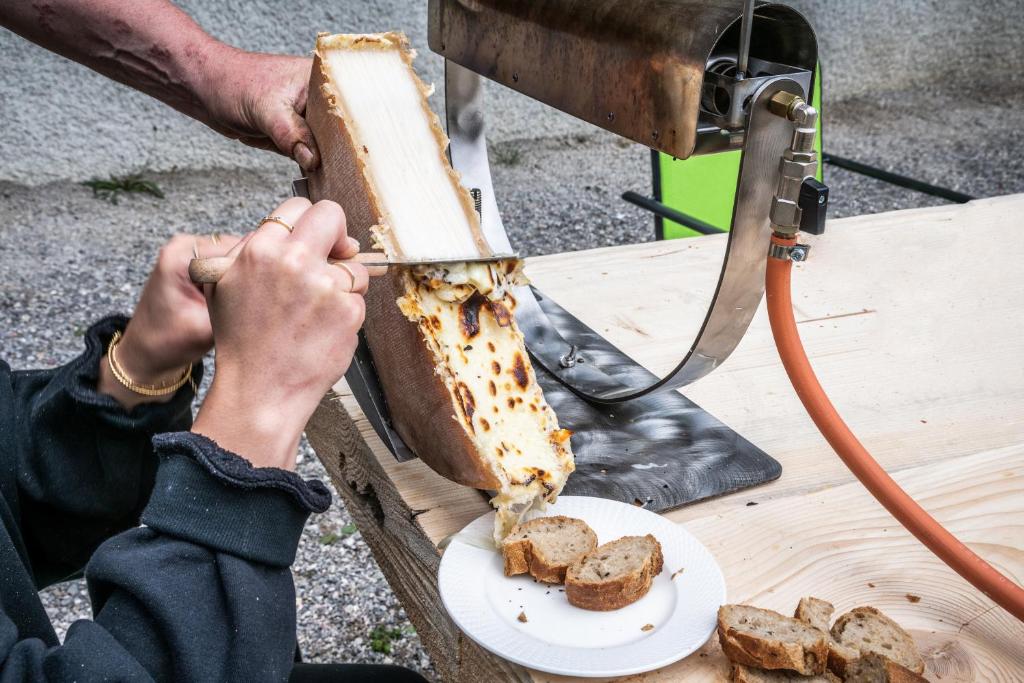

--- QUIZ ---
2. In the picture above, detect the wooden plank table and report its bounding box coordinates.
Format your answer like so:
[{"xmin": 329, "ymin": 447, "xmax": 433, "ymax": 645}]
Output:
[{"xmin": 306, "ymin": 195, "xmax": 1024, "ymax": 682}]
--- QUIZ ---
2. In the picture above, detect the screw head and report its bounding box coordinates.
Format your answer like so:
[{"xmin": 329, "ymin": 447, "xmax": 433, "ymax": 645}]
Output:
[{"xmin": 790, "ymin": 246, "xmax": 808, "ymax": 262}]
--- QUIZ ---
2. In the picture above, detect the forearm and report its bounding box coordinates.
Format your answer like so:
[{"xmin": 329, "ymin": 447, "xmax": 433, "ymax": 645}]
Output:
[
  {"xmin": 191, "ymin": 365, "xmax": 307, "ymax": 472},
  {"xmin": 1, "ymin": 0, "xmax": 226, "ymax": 123},
  {"xmin": 9, "ymin": 317, "xmax": 200, "ymax": 584}
]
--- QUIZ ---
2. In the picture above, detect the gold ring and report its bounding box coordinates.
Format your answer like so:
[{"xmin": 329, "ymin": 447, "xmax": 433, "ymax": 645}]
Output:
[
  {"xmin": 192, "ymin": 239, "xmax": 200, "ymax": 259},
  {"xmin": 259, "ymin": 215, "xmax": 294, "ymax": 233},
  {"xmin": 335, "ymin": 262, "xmax": 357, "ymax": 291},
  {"xmin": 210, "ymin": 232, "xmax": 222, "ymax": 245}
]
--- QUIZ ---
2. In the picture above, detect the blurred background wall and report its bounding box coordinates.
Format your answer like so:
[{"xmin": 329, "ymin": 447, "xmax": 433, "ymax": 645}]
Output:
[{"xmin": 2, "ymin": 0, "xmax": 1022, "ymax": 185}]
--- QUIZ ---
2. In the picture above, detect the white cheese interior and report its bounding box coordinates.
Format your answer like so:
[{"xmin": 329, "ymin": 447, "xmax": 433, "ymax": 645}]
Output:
[{"xmin": 323, "ymin": 47, "xmax": 482, "ymax": 260}]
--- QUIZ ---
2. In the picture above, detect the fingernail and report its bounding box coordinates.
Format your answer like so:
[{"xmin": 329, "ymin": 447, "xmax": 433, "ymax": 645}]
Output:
[
  {"xmin": 347, "ymin": 237, "xmax": 361, "ymax": 251},
  {"xmin": 293, "ymin": 142, "xmax": 314, "ymax": 170}
]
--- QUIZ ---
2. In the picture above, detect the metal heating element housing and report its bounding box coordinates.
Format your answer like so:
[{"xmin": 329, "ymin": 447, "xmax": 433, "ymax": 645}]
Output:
[{"xmin": 338, "ymin": 0, "xmax": 824, "ymax": 512}]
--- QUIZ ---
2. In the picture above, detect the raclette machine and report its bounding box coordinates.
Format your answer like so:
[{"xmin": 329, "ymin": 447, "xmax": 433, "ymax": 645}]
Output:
[{"xmin": 339, "ymin": 0, "xmax": 827, "ymax": 512}]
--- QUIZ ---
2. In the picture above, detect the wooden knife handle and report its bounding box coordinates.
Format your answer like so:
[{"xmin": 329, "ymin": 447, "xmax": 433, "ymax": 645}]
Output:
[{"xmin": 188, "ymin": 251, "xmax": 388, "ymax": 284}]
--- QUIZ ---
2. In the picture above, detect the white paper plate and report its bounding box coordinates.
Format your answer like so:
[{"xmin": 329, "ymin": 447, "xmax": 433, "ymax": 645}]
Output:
[{"xmin": 438, "ymin": 496, "xmax": 726, "ymax": 677}]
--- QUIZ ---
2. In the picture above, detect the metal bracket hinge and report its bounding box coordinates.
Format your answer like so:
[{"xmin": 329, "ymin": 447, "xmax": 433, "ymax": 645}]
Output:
[{"xmin": 769, "ymin": 242, "xmax": 810, "ymax": 262}]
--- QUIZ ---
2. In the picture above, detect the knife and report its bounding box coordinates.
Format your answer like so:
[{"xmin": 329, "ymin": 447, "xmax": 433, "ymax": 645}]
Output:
[{"xmin": 188, "ymin": 251, "xmax": 518, "ymax": 284}]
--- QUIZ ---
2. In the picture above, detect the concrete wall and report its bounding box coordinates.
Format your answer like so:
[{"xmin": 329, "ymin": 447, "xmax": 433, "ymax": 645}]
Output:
[{"xmin": 2, "ymin": 0, "xmax": 1021, "ymax": 184}]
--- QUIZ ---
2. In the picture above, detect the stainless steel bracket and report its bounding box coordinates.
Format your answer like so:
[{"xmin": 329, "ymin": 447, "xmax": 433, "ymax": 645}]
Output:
[{"xmin": 445, "ymin": 62, "xmax": 805, "ymax": 404}]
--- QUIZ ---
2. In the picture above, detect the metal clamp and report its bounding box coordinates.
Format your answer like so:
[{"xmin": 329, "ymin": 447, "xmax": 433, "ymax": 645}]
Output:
[{"xmin": 769, "ymin": 242, "xmax": 811, "ymax": 262}]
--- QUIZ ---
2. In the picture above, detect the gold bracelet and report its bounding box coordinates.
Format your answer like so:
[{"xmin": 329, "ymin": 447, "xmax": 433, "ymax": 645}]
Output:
[{"xmin": 107, "ymin": 330, "xmax": 194, "ymax": 397}]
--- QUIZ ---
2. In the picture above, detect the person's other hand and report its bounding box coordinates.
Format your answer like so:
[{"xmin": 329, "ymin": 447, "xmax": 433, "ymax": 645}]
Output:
[
  {"xmin": 99, "ymin": 233, "xmax": 241, "ymax": 409},
  {"xmin": 199, "ymin": 48, "xmax": 319, "ymax": 172},
  {"xmin": 191, "ymin": 198, "xmax": 367, "ymax": 471}
]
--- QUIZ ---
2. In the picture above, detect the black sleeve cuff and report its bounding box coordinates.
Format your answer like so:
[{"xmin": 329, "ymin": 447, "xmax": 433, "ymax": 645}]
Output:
[
  {"xmin": 61, "ymin": 315, "xmax": 203, "ymax": 432},
  {"xmin": 141, "ymin": 433, "xmax": 332, "ymax": 568}
]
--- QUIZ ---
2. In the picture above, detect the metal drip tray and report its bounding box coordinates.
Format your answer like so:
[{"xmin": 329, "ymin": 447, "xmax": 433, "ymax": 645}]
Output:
[{"xmin": 529, "ymin": 288, "xmax": 780, "ymax": 511}]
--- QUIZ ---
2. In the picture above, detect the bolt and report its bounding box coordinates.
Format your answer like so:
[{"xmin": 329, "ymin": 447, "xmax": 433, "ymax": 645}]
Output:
[
  {"xmin": 818, "ymin": 194, "xmax": 826, "ymax": 204},
  {"xmin": 790, "ymin": 246, "xmax": 808, "ymax": 262},
  {"xmin": 559, "ymin": 344, "xmax": 580, "ymax": 368}
]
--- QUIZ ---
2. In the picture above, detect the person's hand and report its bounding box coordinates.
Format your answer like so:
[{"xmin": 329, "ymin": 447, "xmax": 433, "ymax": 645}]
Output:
[
  {"xmin": 198, "ymin": 46, "xmax": 319, "ymax": 172},
  {"xmin": 99, "ymin": 233, "xmax": 241, "ymax": 410},
  {"xmin": 191, "ymin": 198, "xmax": 367, "ymax": 471}
]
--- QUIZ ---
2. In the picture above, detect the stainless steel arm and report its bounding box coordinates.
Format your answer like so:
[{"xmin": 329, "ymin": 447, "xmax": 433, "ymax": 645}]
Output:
[{"xmin": 446, "ymin": 64, "xmax": 808, "ymax": 403}]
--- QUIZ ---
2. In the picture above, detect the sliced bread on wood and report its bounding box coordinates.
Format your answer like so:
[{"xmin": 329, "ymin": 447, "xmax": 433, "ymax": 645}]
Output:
[
  {"xmin": 825, "ymin": 639, "xmax": 862, "ymax": 678},
  {"xmin": 717, "ymin": 604, "xmax": 829, "ymax": 675},
  {"xmin": 844, "ymin": 652, "xmax": 930, "ymax": 682},
  {"xmin": 794, "ymin": 597, "xmax": 835, "ymax": 632},
  {"xmin": 830, "ymin": 607, "xmax": 924, "ymax": 675},
  {"xmin": 564, "ymin": 534, "xmax": 663, "ymax": 610},
  {"xmin": 731, "ymin": 663, "xmax": 840, "ymax": 683},
  {"xmin": 792, "ymin": 597, "xmax": 860, "ymax": 677},
  {"xmin": 502, "ymin": 516, "xmax": 597, "ymax": 583}
]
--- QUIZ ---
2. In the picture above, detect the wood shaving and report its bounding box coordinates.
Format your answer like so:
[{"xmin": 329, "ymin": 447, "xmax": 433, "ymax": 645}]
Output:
[
  {"xmin": 517, "ymin": 611, "xmax": 528, "ymax": 623},
  {"xmin": 641, "ymin": 623, "xmax": 655, "ymax": 632}
]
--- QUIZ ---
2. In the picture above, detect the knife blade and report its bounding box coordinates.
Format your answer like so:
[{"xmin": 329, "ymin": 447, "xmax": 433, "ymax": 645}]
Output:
[{"xmin": 188, "ymin": 251, "xmax": 519, "ymax": 284}]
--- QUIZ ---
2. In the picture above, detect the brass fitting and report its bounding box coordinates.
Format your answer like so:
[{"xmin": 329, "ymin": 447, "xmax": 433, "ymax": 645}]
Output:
[
  {"xmin": 768, "ymin": 92, "xmax": 803, "ymax": 120},
  {"xmin": 769, "ymin": 92, "xmax": 818, "ymax": 127}
]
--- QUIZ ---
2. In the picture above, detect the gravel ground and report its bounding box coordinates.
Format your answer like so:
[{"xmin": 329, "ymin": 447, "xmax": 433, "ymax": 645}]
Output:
[{"xmin": 1, "ymin": 85, "xmax": 1022, "ymax": 681}]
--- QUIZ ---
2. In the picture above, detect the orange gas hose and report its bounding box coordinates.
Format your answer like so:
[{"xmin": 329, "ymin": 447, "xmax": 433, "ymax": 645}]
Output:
[{"xmin": 766, "ymin": 233, "xmax": 1024, "ymax": 621}]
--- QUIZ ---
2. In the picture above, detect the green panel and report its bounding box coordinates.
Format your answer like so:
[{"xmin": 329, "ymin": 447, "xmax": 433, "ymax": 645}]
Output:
[
  {"xmin": 659, "ymin": 151, "xmax": 740, "ymax": 238},
  {"xmin": 812, "ymin": 64, "xmax": 823, "ymax": 183},
  {"xmin": 657, "ymin": 64, "xmax": 824, "ymax": 241}
]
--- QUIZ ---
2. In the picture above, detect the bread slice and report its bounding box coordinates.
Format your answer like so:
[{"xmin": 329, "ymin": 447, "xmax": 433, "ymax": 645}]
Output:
[
  {"xmin": 844, "ymin": 652, "xmax": 930, "ymax": 682},
  {"xmin": 502, "ymin": 516, "xmax": 597, "ymax": 583},
  {"xmin": 794, "ymin": 597, "xmax": 835, "ymax": 632},
  {"xmin": 717, "ymin": 605, "xmax": 829, "ymax": 675},
  {"xmin": 825, "ymin": 640, "xmax": 862, "ymax": 679},
  {"xmin": 565, "ymin": 535, "xmax": 663, "ymax": 610},
  {"xmin": 305, "ymin": 33, "xmax": 574, "ymax": 542},
  {"xmin": 731, "ymin": 664, "xmax": 840, "ymax": 683},
  {"xmin": 830, "ymin": 607, "xmax": 924, "ymax": 675},
  {"xmin": 792, "ymin": 597, "xmax": 860, "ymax": 677}
]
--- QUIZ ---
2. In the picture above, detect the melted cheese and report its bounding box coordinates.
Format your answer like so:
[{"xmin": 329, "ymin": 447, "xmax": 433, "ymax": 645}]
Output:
[{"xmin": 399, "ymin": 262, "xmax": 575, "ymax": 542}]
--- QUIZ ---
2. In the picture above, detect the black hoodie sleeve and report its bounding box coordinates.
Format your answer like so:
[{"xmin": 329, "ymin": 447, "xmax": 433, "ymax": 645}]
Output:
[
  {"xmin": 3, "ymin": 433, "xmax": 331, "ymax": 681},
  {"xmin": 6, "ymin": 316, "xmax": 202, "ymax": 588}
]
